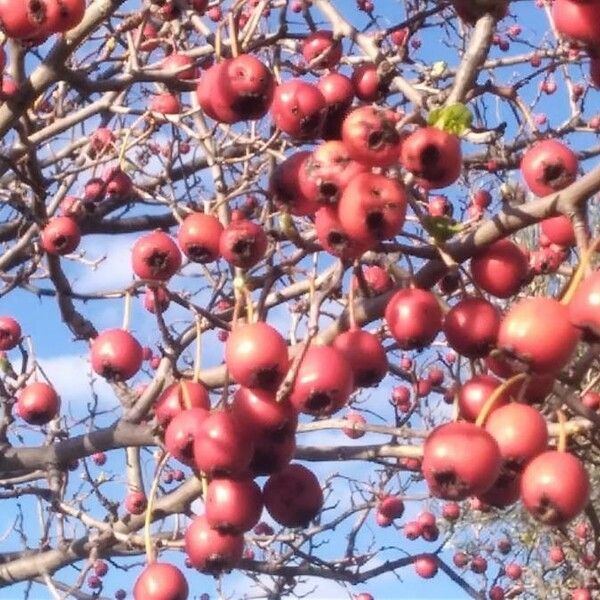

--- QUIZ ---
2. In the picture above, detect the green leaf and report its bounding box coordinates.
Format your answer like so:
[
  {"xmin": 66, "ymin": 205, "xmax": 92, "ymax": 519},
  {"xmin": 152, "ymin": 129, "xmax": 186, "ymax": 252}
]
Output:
[
  {"xmin": 427, "ymin": 103, "xmax": 473, "ymax": 136},
  {"xmin": 422, "ymin": 215, "xmax": 463, "ymax": 243}
]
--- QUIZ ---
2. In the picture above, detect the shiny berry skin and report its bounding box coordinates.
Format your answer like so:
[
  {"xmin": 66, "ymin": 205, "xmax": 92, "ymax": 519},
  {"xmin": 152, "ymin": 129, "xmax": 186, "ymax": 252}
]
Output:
[
  {"xmin": 193, "ymin": 410, "xmax": 254, "ymax": 477},
  {"xmin": 288, "ymin": 344, "xmax": 354, "ymax": 417},
  {"xmin": 90, "ymin": 329, "xmax": 143, "ymax": 382},
  {"xmin": 422, "ymin": 422, "xmax": 502, "ymax": 501},
  {"xmin": 133, "ymin": 562, "xmax": 188, "ymax": 600},
  {"xmin": 155, "ymin": 381, "xmax": 210, "ymax": 426},
  {"xmin": 443, "ymin": 297, "xmax": 500, "ymax": 359},
  {"xmin": 342, "ymin": 106, "xmax": 402, "ymax": 168},
  {"xmin": 185, "ymin": 514, "xmax": 244, "ymax": 574},
  {"xmin": 270, "ymin": 79, "xmax": 326, "ymax": 140},
  {"xmin": 165, "ymin": 407, "xmax": 209, "ymax": 466},
  {"xmin": 338, "ymin": 172, "xmax": 407, "ymax": 247},
  {"xmin": 131, "ymin": 231, "xmax": 182, "ymax": 282},
  {"xmin": 0, "ymin": 316, "xmax": 21, "ymax": 350},
  {"xmin": 568, "ymin": 271, "xmax": 600, "ymax": 341},
  {"xmin": 521, "ymin": 451, "xmax": 590, "ymax": 525},
  {"xmin": 400, "ymin": 127, "xmax": 462, "ymax": 189},
  {"xmin": 470, "ymin": 239, "xmax": 529, "ymax": 298},
  {"xmin": 457, "ymin": 374, "xmax": 509, "ymax": 423},
  {"xmin": 225, "ymin": 322, "xmax": 289, "ymax": 391},
  {"xmin": 41, "ymin": 216, "xmax": 81, "ymax": 255},
  {"xmin": 540, "ymin": 215, "xmax": 576, "ymax": 247},
  {"xmin": 342, "ymin": 411, "xmax": 366, "ymax": 439},
  {"xmin": 414, "ymin": 554, "xmax": 438, "ymax": 579},
  {"xmin": 333, "ymin": 328, "xmax": 387, "ymax": 388},
  {"xmin": 498, "ymin": 297, "xmax": 580, "ymax": 373},
  {"xmin": 521, "ymin": 140, "xmax": 578, "ymax": 197},
  {"xmin": 177, "ymin": 213, "xmax": 223, "ymax": 263},
  {"xmin": 219, "ymin": 219, "xmax": 268, "ymax": 269},
  {"xmin": 124, "ymin": 491, "xmax": 147, "ymax": 515},
  {"xmin": 301, "ymin": 31, "xmax": 342, "ymax": 69},
  {"xmin": 205, "ymin": 477, "xmax": 263, "ymax": 533},
  {"xmin": 17, "ymin": 382, "xmax": 60, "ymax": 425},
  {"xmin": 385, "ymin": 288, "xmax": 443, "ymax": 350}
]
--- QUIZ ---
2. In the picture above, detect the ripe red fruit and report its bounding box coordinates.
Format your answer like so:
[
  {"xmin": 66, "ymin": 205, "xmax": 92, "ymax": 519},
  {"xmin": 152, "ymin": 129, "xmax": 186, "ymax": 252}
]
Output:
[
  {"xmin": 93, "ymin": 560, "xmax": 108, "ymax": 578},
  {"xmin": 165, "ymin": 407, "xmax": 209, "ymax": 466},
  {"xmin": 92, "ymin": 452, "xmax": 106, "ymax": 466},
  {"xmin": 219, "ymin": 219, "xmax": 268, "ymax": 269},
  {"xmin": 453, "ymin": 551, "xmax": 468, "ymax": 568},
  {"xmin": 333, "ymin": 328, "xmax": 388, "ymax": 388},
  {"xmin": 400, "ymin": 127, "xmax": 462, "ymax": 189},
  {"xmin": 571, "ymin": 590, "xmax": 592, "ymax": 600},
  {"xmin": 352, "ymin": 265, "xmax": 392, "ymax": 296},
  {"xmin": 41, "ymin": 216, "xmax": 81, "ymax": 255},
  {"xmin": 220, "ymin": 55, "xmax": 275, "ymax": 122},
  {"xmin": 505, "ymin": 563, "xmax": 522, "ymax": 580},
  {"xmin": 317, "ymin": 71, "xmax": 354, "ymax": 139},
  {"xmin": 341, "ymin": 106, "xmax": 402, "ymax": 168},
  {"xmin": 521, "ymin": 140, "xmax": 578, "ymax": 197},
  {"xmin": 351, "ymin": 64, "xmax": 387, "ymax": 102},
  {"xmin": 581, "ymin": 390, "xmax": 600, "ymax": 410},
  {"xmin": 205, "ymin": 477, "xmax": 263, "ymax": 533},
  {"xmin": 89, "ymin": 127, "xmax": 114, "ymax": 154},
  {"xmin": 231, "ymin": 386, "xmax": 298, "ymax": 440},
  {"xmin": 300, "ymin": 141, "xmax": 367, "ymax": 206},
  {"xmin": 225, "ymin": 322, "xmax": 289, "ymax": 391},
  {"xmin": 0, "ymin": 316, "xmax": 21, "ymax": 350},
  {"xmin": 270, "ymin": 80, "xmax": 326, "ymax": 139},
  {"xmin": 443, "ymin": 297, "xmax": 500, "ymax": 359},
  {"xmin": 90, "ymin": 329, "xmax": 143, "ymax": 381},
  {"xmin": 177, "ymin": 213, "xmax": 223, "ymax": 263},
  {"xmin": 422, "ymin": 422, "xmax": 502, "ymax": 500},
  {"xmin": 385, "ymin": 288, "xmax": 443, "ymax": 350},
  {"xmin": 337, "ymin": 172, "xmax": 406, "ymax": 247},
  {"xmin": 132, "ymin": 231, "xmax": 182, "ymax": 281},
  {"xmin": 549, "ymin": 546, "xmax": 564, "ymax": 564},
  {"xmin": 498, "ymin": 297, "xmax": 580, "ymax": 373},
  {"xmin": 521, "ymin": 451, "xmax": 590, "ymax": 525},
  {"xmin": 249, "ymin": 428, "xmax": 296, "ymax": 476},
  {"xmin": 17, "ymin": 382, "xmax": 60, "ymax": 425},
  {"xmin": 540, "ymin": 215, "xmax": 576, "ymax": 247},
  {"xmin": 477, "ymin": 471, "xmax": 521, "ymax": 509},
  {"xmin": 342, "ymin": 411, "xmax": 366, "ymax": 439},
  {"xmin": 0, "ymin": 0, "xmax": 47, "ymax": 39},
  {"xmin": 378, "ymin": 495, "xmax": 405, "ymax": 520},
  {"xmin": 302, "ymin": 31, "xmax": 342, "ymax": 69},
  {"xmin": 457, "ymin": 375, "xmax": 509, "ymax": 423},
  {"xmin": 404, "ymin": 521, "xmax": 422, "ymax": 540},
  {"xmin": 149, "ymin": 92, "xmax": 181, "ymax": 114},
  {"xmin": 485, "ymin": 404, "xmax": 548, "ymax": 475},
  {"xmin": 442, "ymin": 502, "xmax": 460, "ymax": 521},
  {"xmin": 193, "ymin": 410, "xmax": 254, "ymax": 477},
  {"xmin": 288, "ymin": 344, "xmax": 354, "ymax": 416},
  {"xmin": 185, "ymin": 514, "xmax": 244, "ymax": 574},
  {"xmin": 143, "ymin": 286, "xmax": 170, "ymax": 314},
  {"xmin": 376, "ymin": 511, "xmax": 393, "ymax": 527},
  {"xmin": 155, "ymin": 381, "xmax": 210, "ymax": 426},
  {"xmin": 263, "ymin": 463, "xmax": 323, "ymax": 528},
  {"xmin": 103, "ymin": 167, "xmax": 132, "ymax": 199},
  {"xmin": 414, "ymin": 554, "xmax": 438, "ymax": 579},
  {"xmin": 271, "ymin": 151, "xmax": 318, "ymax": 216},
  {"xmin": 355, "ymin": 594, "xmax": 374, "ymax": 600},
  {"xmin": 124, "ymin": 491, "xmax": 147, "ymax": 515},
  {"xmin": 470, "ymin": 239, "xmax": 529, "ymax": 298},
  {"xmin": 44, "ymin": 0, "xmax": 86, "ymax": 34},
  {"xmin": 551, "ymin": 0, "xmax": 600, "ymax": 47},
  {"xmin": 568, "ymin": 271, "xmax": 600, "ymax": 341},
  {"xmin": 133, "ymin": 562, "xmax": 188, "ymax": 600},
  {"xmin": 162, "ymin": 53, "xmax": 196, "ymax": 80},
  {"xmin": 315, "ymin": 206, "xmax": 367, "ymax": 261}
]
